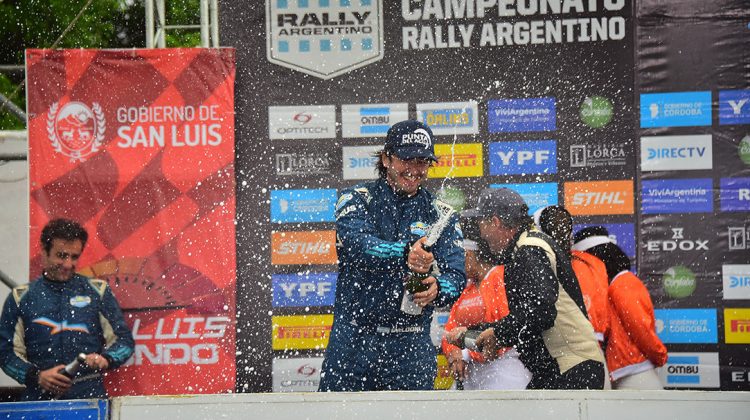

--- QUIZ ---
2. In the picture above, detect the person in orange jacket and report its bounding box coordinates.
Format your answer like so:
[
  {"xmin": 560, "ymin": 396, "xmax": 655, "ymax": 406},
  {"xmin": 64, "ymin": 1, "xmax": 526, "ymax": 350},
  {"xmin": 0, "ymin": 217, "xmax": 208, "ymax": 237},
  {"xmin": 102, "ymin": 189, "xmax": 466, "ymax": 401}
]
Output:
[
  {"xmin": 573, "ymin": 226, "xmax": 668, "ymax": 390},
  {"xmin": 534, "ymin": 206, "xmax": 610, "ymax": 345},
  {"xmin": 442, "ymin": 222, "xmax": 531, "ymax": 390}
]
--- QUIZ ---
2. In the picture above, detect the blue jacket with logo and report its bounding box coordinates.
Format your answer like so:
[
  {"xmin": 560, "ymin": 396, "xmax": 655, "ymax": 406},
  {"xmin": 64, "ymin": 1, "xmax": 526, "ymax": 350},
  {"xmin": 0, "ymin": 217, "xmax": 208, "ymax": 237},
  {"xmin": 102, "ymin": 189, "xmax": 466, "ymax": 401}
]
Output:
[
  {"xmin": 333, "ymin": 178, "xmax": 466, "ymax": 331},
  {"xmin": 0, "ymin": 274, "xmax": 134, "ymax": 399}
]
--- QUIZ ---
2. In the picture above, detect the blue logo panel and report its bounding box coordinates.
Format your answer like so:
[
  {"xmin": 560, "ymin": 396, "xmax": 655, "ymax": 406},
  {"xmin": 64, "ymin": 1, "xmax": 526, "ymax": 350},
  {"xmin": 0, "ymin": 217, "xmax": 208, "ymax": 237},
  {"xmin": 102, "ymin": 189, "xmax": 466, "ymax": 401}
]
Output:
[
  {"xmin": 666, "ymin": 356, "xmax": 700, "ymax": 384},
  {"xmin": 719, "ymin": 90, "xmax": 750, "ymax": 125},
  {"xmin": 641, "ymin": 178, "xmax": 713, "ymax": 214},
  {"xmin": 488, "ymin": 98, "xmax": 556, "ymax": 132},
  {"xmin": 654, "ymin": 309, "xmax": 717, "ymax": 344},
  {"xmin": 489, "ymin": 140, "xmax": 557, "ymax": 175},
  {"xmin": 640, "ymin": 91, "xmax": 712, "ymax": 128},
  {"xmin": 491, "ymin": 183, "xmax": 558, "ymax": 215},
  {"xmin": 720, "ymin": 178, "xmax": 750, "ymax": 212},
  {"xmin": 270, "ymin": 189, "xmax": 337, "ymax": 223},
  {"xmin": 272, "ymin": 272, "xmax": 337, "ymax": 308},
  {"xmin": 573, "ymin": 223, "xmax": 635, "ymax": 258}
]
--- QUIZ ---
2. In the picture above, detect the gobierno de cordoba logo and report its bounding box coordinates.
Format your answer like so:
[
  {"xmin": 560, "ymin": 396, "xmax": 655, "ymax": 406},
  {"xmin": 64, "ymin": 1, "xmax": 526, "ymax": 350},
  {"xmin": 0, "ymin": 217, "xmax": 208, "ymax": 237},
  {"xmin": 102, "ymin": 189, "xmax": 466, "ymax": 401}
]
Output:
[
  {"xmin": 266, "ymin": 0, "xmax": 383, "ymax": 79},
  {"xmin": 46, "ymin": 101, "xmax": 105, "ymax": 162}
]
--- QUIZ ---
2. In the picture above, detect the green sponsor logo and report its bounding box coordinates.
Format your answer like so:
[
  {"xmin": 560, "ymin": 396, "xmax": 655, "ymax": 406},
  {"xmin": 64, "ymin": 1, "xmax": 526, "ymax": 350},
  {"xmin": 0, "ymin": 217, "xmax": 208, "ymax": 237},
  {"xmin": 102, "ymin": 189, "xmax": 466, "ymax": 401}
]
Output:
[
  {"xmin": 580, "ymin": 96, "xmax": 613, "ymax": 128},
  {"xmin": 739, "ymin": 135, "xmax": 750, "ymax": 166},
  {"xmin": 437, "ymin": 187, "xmax": 466, "ymax": 212},
  {"xmin": 663, "ymin": 265, "xmax": 696, "ymax": 299}
]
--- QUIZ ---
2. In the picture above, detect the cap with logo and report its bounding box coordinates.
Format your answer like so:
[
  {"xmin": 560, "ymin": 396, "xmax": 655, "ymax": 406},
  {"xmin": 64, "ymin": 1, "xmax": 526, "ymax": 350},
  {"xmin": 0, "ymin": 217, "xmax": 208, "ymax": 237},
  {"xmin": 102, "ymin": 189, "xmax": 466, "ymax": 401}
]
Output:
[
  {"xmin": 384, "ymin": 120, "xmax": 437, "ymax": 162},
  {"xmin": 461, "ymin": 188, "xmax": 529, "ymax": 226}
]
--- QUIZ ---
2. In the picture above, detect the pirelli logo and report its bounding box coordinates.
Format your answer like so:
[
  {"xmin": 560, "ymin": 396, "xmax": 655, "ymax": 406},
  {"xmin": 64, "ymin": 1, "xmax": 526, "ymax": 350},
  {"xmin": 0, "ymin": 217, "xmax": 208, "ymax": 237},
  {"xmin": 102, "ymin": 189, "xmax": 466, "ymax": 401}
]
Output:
[
  {"xmin": 429, "ymin": 143, "xmax": 483, "ymax": 178},
  {"xmin": 272, "ymin": 314, "xmax": 333, "ymax": 350}
]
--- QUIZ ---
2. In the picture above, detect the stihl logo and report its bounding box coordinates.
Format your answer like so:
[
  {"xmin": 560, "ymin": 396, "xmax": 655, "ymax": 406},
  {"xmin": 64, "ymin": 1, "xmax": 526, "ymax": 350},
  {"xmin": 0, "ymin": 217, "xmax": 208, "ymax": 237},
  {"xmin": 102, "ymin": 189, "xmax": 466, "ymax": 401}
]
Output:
[
  {"xmin": 272, "ymin": 231, "xmax": 337, "ymax": 265},
  {"xmin": 277, "ymin": 241, "xmax": 331, "ymax": 255},
  {"xmin": 572, "ymin": 192, "xmax": 625, "ymax": 206}
]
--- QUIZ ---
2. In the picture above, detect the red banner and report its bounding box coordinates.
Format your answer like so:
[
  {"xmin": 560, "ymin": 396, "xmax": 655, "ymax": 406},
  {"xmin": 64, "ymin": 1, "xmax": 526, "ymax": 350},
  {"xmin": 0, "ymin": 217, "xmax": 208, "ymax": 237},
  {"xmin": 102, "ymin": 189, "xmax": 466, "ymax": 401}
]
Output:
[{"xmin": 26, "ymin": 48, "xmax": 236, "ymax": 395}]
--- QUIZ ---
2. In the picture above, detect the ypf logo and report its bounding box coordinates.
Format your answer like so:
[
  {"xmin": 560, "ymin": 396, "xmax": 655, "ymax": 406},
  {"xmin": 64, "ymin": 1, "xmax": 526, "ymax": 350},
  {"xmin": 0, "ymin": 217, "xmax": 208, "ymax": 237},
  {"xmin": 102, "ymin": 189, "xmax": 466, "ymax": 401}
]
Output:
[
  {"xmin": 46, "ymin": 101, "xmax": 105, "ymax": 162},
  {"xmin": 266, "ymin": 0, "xmax": 384, "ymax": 79}
]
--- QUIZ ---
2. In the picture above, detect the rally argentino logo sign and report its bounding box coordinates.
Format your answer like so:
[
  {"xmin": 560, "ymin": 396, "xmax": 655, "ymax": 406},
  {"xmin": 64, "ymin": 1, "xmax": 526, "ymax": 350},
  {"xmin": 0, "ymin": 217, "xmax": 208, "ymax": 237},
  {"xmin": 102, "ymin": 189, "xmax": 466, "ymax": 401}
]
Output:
[
  {"xmin": 46, "ymin": 101, "xmax": 106, "ymax": 162},
  {"xmin": 265, "ymin": 0, "xmax": 383, "ymax": 79}
]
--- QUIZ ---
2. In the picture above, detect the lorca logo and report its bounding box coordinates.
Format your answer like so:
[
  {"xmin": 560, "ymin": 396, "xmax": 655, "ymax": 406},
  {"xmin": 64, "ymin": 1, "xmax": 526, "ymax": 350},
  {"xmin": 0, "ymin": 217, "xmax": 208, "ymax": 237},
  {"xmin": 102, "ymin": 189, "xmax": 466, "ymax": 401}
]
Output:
[
  {"xmin": 33, "ymin": 317, "xmax": 90, "ymax": 335},
  {"xmin": 46, "ymin": 101, "xmax": 105, "ymax": 162},
  {"xmin": 266, "ymin": 0, "xmax": 383, "ymax": 79}
]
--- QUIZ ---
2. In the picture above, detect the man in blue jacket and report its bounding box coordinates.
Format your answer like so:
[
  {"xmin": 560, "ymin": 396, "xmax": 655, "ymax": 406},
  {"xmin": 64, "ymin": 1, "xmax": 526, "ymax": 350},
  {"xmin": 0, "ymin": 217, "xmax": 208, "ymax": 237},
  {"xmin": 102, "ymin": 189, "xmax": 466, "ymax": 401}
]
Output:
[
  {"xmin": 0, "ymin": 218, "xmax": 134, "ymax": 400},
  {"xmin": 319, "ymin": 120, "xmax": 466, "ymax": 391}
]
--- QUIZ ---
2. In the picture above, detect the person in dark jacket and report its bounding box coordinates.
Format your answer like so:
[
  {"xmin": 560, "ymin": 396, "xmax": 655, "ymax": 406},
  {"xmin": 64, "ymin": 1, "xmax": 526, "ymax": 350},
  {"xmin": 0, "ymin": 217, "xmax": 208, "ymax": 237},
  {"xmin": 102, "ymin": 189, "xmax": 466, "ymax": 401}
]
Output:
[
  {"xmin": 448, "ymin": 188, "xmax": 604, "ymax": 389},
  {"xmin": 0, "ymin": 218, "xmax": 134, "ymax": 400},
  {"xmin": 319, "ymin": 120, "xmax": 466, "ymax": 391}
]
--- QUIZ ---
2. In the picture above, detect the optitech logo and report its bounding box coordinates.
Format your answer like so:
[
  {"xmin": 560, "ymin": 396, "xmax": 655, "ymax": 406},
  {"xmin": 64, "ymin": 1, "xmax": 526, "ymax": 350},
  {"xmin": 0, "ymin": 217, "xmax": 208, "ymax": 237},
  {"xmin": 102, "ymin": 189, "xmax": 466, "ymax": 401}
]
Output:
[
  {"xmin": 488, "ymin": 97, "xmax": 556, "ymax": 132},
  {"xmin": 657, "ymin": 353, "xmax": 720, "ymax": 388},
  {"xmin": 491, "ymin": 183, "xmax": 557, "ymax": 216},
  {"xmin": 725, "ymin": 308, "xmax": 750, "ymax": 344},
  {"xmin": 271, "ymin": 314, "xmax": 333, "ymax": 350},
  {"xmin": 342, "ymin": 145, "xmax": 380, "ymax": 180},
  {"xmin": 272, "ymin": 357, "xmax": 324, "ymax": 392},
  {"xmin": 272, "ymin": 272, "xmax": 337, "ymax": 308},
  {"xmin": 723, "ymin": 264, "xmax": 750, "ymax": 300},
  {"xmin": 270, "ymin": 189, "xmax": 337, "ymax": 223},
  {"xmin": 574, "ymin": 223, "xmax": 635, "ymax": 257},
  {"xmin": 436, "ymin": 187, "xmax": 466, "ymax": 212},
  {"xmin": 416, "ymin": 101, "xmax": 478, "ymax": 135},
  {"xmin": 654, "ymin": 308, "xmax": 717, "ymax": 344},
  {"xmin": 579, "ymin": 96, "xmax": 613, "ymax": 128},
  {"xmin": 489, "ymin": 140, "xmax": 557, "ymax": 175},
  {"xmin": 268, "ymin": 105, "xmax": 336, "ymax": 139},
  {"xmin": 719, "ymin": 90, "xmax": 750, "ymax": 125},
  {"xmin": 739, "ymin": 135, "xmax": 750, "ymax": 166},
  {"xmin": 641, "ymin": 178, "xmax": 713, "ymax": 214},
  {"xmin": 341, "ymin": 103, "xmax": 408, "ymax": 138},
  {"xmin": 640, "ymin": 135, "xmax": 712, "ymax": 171},
  {"xmin": 569, "ymin": 143, "xmax": 627, "ymax": 168},
  {"xmin": 640, "ymin": 91, "xmax": 712, "ymax": 128},
  {"xmin": 275, "ymin": 151, "xmax": 332, "ymax": 176},
  {"xmin": 429, "ymin": 143, "xmax": 483, "ymax": 178},
  {"xmin": 271, "ymin": 230, "xmax": 337, "ymax": 265},
  {"xmin": 720, "ymin": 177, "xmax": 750, "ymax": 212},
  {"xmin": 265, "ymin": 0, "xmax": 383, "ymax": 79},
  {"xmin": 564, "ymin": 180, "xmax": 633, "ymax": 216},
  {"xmin": 663, "ymin": 265, "xmax": 697, "ymax": 299},
  {"xmin": 46, "ymin": 101, "xmax": 105, "ymax": 162}
]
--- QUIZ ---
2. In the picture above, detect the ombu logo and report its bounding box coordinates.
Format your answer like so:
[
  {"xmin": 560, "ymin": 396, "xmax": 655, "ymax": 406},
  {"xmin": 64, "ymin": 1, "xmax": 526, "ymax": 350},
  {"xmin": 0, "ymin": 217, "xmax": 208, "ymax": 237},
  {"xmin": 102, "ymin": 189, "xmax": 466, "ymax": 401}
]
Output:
[
  {"xmin": 564, "ymin": 180, "xmax": 633, "ymax": 215},
  {"xmin": 265, "ymin": 0, "xmax": 384, "ymax": 80},
  {"xmin": 429, "ymin": 143, "xmax": 483, "ymax": 178},
  {"xmin": 725, "ymin": 308, "xmax": 750, "ymax": 344},
  {"xmin": 271, "ymin": 230, "xmax": 337, "ymax": 265},
  {"xmin": 47, "ymin": 101, "xmax": 105, "ymax": 161},
  {"xmin": 272, "ymin": 314, "xmax": 333, "ymax": 350}
]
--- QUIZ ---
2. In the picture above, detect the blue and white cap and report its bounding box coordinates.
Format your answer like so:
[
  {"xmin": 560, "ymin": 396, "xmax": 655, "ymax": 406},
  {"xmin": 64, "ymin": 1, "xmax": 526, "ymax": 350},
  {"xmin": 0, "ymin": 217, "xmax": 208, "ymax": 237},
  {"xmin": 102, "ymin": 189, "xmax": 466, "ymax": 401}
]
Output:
[{"xmin": 384, "ymin": 120, "xmax": 437, "ymax": 161}]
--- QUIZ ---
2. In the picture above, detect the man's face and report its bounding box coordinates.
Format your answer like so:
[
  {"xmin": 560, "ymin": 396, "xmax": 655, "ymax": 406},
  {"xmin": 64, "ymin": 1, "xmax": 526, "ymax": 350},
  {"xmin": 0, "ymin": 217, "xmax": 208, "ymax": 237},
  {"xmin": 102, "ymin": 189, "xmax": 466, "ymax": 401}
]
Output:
[
  {"xmin": 478, "ymin": 216, "xmax": 515, "ymax": 255},
  {"xmin": 42, "ymin": 239, "xmax": 83, "ymax": 282},
  {"xmin": 383, "ymin": 154, "xmax": 431, "ymax": 196}
]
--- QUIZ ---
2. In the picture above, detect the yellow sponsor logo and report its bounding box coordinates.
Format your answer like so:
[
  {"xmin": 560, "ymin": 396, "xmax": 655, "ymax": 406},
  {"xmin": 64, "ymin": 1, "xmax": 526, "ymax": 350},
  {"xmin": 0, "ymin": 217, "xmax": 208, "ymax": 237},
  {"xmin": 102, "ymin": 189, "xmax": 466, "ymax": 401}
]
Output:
[
  {"xmin": 724, "ymin": 308, "xmax": 750, "ymax": 344},
  {"xmin": 434, "ymin": 354, "xmax": 454, "ymax": 390},
  {"xmin": 272, "ymin": 314, "xmax": 333, "ymax": 350},
  {"xmin": 429, "ymin": 143, "xmax": 483, "ymax": 178}
]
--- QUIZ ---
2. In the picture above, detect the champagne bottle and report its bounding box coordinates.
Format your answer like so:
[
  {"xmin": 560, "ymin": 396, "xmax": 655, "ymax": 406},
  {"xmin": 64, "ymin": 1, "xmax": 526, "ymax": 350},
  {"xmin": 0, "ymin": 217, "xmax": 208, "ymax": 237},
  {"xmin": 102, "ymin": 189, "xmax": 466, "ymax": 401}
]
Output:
[
  {"xmin": 59, "ymin": 353, "xmax": 87, "ymax": 378},
  {"xmin": 458, "ymin": 329, "xmax": 483, "ymax": 351},
  {"xmin": 404, "ymin": 243, "xmax": 432, "ymax": 293}
]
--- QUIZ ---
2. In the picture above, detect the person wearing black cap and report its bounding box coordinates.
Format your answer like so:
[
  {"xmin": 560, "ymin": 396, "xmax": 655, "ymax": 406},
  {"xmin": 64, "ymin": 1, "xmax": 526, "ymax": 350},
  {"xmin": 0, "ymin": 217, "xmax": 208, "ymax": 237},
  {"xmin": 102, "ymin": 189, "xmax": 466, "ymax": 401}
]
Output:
[
  {"xmin": 318, "ymin": 120, "xmax": 466, "ymax": 391},
  {"xmin": 573, "ymin": 227, "xmax": 667, "ymax": 390},
  {"xmin": 448, "ymin": 188, "xmax": 605, "ymax": 389}
]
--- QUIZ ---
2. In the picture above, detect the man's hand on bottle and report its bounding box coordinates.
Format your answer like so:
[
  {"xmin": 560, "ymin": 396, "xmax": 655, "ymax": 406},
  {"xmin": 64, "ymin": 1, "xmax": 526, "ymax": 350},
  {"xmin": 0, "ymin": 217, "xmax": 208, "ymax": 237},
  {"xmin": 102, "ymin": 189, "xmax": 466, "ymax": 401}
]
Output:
[
  {"xmin": 475, "ymin": 328, "xmax": 500, "ymax": 361},
  {"xmin": 85, "ymin": 353, "xmax": 109, "ymax": 370},
  {"xmin": 412, "ymin": 276, "xmax": 438, "ymax": 306},
  {"xmin": 38, "ymin": 365, "xmax": 72, "ymax": 395},
  {"xmin": 444, "ymin": 326, "xmax": 467, "ymax": 347},
  {"xmin": 447, "ymin": 348, "xmax": 467, "ymax": 381},
  {"xmin": 407, "ymin": 237, "xmax": 434, "ymax": 273}
]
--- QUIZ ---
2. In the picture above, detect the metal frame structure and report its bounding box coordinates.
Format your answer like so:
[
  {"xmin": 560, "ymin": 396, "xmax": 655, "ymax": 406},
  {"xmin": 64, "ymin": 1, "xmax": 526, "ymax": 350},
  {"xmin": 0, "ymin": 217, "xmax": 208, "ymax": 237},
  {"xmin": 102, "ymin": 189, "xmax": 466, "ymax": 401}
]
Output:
[{"xmin": 145, "ymin": 0, "xmax": 220, "ymax": 48}]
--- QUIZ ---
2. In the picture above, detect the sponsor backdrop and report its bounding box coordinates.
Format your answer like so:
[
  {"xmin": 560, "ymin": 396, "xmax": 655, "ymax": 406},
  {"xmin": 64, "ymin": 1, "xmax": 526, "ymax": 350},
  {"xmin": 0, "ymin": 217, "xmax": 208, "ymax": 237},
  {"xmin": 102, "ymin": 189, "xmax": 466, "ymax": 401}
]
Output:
[
  {"xmin": 26, "ymin": 49, "xmax": 237, "ymax": 395},
  {"xmin": 637, "ymin": 0, "xmax": 750, "ymax": 390},
  {"xmin": 224, "ymin": 0, "xmax": 639, "ymax": 392},
  {"xmin": 219, "ymin": 0, "xmax": 749, "ymax": 391}
]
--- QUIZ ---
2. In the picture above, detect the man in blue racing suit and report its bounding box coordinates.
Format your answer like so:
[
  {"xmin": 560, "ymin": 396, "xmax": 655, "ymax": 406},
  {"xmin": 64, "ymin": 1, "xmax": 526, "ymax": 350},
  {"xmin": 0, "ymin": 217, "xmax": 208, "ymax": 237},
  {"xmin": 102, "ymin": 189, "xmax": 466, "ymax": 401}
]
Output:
[
  {"xmin": 319, "ymin": 120, "xmax": 466, "ymax": 391},
  {"xmin": 0, "ymin": 218, "xmax": 134, "ymax": 400}
]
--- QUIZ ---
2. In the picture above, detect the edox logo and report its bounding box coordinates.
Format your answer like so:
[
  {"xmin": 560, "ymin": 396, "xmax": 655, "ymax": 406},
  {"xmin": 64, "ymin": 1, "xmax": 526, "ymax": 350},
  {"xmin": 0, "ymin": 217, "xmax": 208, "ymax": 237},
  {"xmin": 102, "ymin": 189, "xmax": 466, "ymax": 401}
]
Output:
[{"xmin": 266, "ymin": 0, "xmax": 384, "ymax": 79}]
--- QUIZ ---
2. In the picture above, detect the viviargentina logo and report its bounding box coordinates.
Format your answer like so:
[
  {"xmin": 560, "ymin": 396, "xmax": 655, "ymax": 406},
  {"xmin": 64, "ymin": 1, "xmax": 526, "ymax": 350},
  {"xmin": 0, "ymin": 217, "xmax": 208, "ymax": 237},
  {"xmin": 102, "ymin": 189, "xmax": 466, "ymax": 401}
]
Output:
[{"xmin": 266, "ymin": 0, "xmax": 383, "ymax": 79}]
